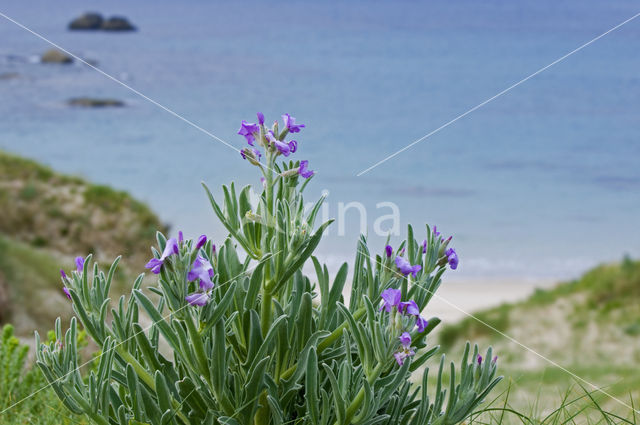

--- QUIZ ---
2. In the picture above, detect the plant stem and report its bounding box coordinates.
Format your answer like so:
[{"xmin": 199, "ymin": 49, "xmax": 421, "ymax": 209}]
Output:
[
  {"xmin": 339, "ymin": 362, "xmax": 384, "ymax": 425},
  {"xmin": 261, "ymin": 151, "xmax": 275, "ymax": 337},
  {"xmin": 261, "ymin": 285, "xmax": 273, "ymax": 337}
]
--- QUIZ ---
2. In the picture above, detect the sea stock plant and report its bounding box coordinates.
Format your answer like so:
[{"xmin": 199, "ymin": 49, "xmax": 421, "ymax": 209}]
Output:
[{"xmin": 35, "ymin": 113, "xmax": 501, "ymax": 425}]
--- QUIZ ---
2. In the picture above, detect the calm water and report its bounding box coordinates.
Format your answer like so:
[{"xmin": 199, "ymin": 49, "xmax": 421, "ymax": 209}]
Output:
[{"xmin": 1, "ymin": 0, "xmax": 639, "ymax": 281}]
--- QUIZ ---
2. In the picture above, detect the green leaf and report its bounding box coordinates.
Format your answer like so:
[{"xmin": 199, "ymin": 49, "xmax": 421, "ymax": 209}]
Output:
[
  {"xmin": 133, "ymin": 290, "xmax": 180, "ymax": 352},
  {"xmin": 306, "ymin": 348, "xmax": 320, "ymax": 425}
]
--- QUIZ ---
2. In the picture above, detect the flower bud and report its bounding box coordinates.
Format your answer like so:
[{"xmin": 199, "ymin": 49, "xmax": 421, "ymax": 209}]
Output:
[
  {"xmin": 245, "ymin": 211, "xmax": 262, "ymax": 223},
  {"xmin": 241, "ymin": 148, "xmax": 262, "ymax": 166},
  {"xmin": 195, "ymin": 235, "xmax": 207, "ymax": 250},
  {"xmin": 280, "ymin": 168, "xmax": 300, "ymax": 178}
]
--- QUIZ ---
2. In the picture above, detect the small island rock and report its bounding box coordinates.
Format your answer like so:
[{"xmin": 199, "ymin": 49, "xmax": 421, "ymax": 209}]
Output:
[
  {"xmin": 67, "ymin": 97, "xmax": 125, "ymax": 108},
  {"xmin": 68, "ymin": 12, "xmax": 104, "ymax": 30},
  {"xmin": 102, "ymin": 16, "xmax": 136, "ymax": 31},
  {"xmin": 41, "ymin": 49, "xmax": 73, "ymax": 64}
]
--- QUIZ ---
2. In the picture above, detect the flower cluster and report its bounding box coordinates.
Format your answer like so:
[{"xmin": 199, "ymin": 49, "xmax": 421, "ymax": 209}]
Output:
[
  {"xmin": 380, "ymin": 288, "xmax": 429, "ymax": 365},
  {"xmin": 397, "ymin": 224, "xmax": 460, "ymax": 271},
  {"xmin": 143, "ymin": 233, "xmax": 216, "ymax": 307},
  {"xmin": 60, "ymin": 256, "xmax": 85, "ymax": 299},
  {"xmin": 237, "ymin": 112, "xmax": 314, "ymax": 179},
  {"xmin": 445, "ymin": 247, "xmax": 458, "ymax": 270},
  {"xmin": 385, "ymin": 244, "xmax": 422, "ymax": 277}
]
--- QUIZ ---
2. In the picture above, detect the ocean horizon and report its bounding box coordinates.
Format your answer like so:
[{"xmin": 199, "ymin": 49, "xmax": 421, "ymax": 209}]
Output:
[{"xmin": 1, "ymin": 0, "xmax": 639, "ymax": 282}]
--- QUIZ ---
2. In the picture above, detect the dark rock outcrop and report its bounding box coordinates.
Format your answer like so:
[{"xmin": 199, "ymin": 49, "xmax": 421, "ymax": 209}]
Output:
[
  {"xmin": 68, "ymin": 12, "xmax": 104, "ymax": 30},
  {"xmin": 0, "ymin": 72, "xmax": 20, "ymax": 80},
  {"xmin": 67, "ymin": 97, "xmax": 125, "ymax": 107},
  {"xmin": 102, "ymin": 16, "xmax": 136, "ymax": 31},
  {"xmin": 41, "ymin": 49, "xmax": 73, "ymax": 64}
]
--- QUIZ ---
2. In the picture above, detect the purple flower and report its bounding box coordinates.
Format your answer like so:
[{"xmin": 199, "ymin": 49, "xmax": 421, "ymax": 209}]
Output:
[
  {"xmin": 238, "ymin": 120, "xmax": 260, "ymax": 146},
  {"xmin": 60, "ymin": 269, "xmax": 67, "ymax": 279},
  {"xmin": 416, "ymin": 315, "xmax": 429, "ymax": 333},
  {"xmin": 395, "ymin": 256, "xmax": 422, "ymax": 278},
  {"xmin": 145, "ymin": 237, "xmax": 179, "ymax": 274},
  {"xmin": 421, "ymin": 239, "xmax": 427, "ymax": 254},
  {"xmin": 394, "ymin": 333, "xmax": 416, "ymax": 366},
  {"xmin": 399, "ymin": 332, "xmax": 412, "ymax": 348},
  {"xmin": 265, "ymin": 131, "xmax": 293, "ymax": 156},
  {"xmin": 63, "ymin": 287, "xmax": 71, "ymax": 300},
  {"xmin": 380, "ymin": 288, "xmax": 401, "ymax": 312},
  {"xmin": 477, "ymin": 355, "xmax": 483, "ymax": 366},
  {"xmin": 257, "ymin": 112, "xmax": 265, "ymax": 125},
  {"xmin": 195, "ymin": 235, "xmax": 207, "ymax": 250},
  {"xmin": 445, "ymin": 248, "xmax": 458, "ymax": 270},
  {"xmin": 492, "ymin": 356, "xmax": 498, "ymax": 365},
  {"xmin": 179, "ymin": 231, "xmax": 184, "ymax": 244},
  {"xmin": 185, "ymin": 292, "xmax": 210, "ymax": 307},
  {"xmin": 399, "ymin": 300, "xmax": 420, "ymax": 316},
  {"xmin": 385, "ymin": 245, "xmax": 393, "ymax": 258},
  {"xmin": 393, "ymin": 352, "xmax": 405, "ymax": 365},
  {"xmin": 188, "ymin": 255, "xmax": 214, "ymax": 291},
  {"xmin": 275, "ymin": 140, "xmax": 293, "ymax": 156},
  {"xmin": 75, "ymin": 256, "xmax": 84, "ymax": 273},
  {"xmin": 298, "ymin": 160, "xmax": 314, "ymax": 178},
  {"xmin": 433, "ymin": 226, "xmax": 440, "ymax": 237},
  {"xmin": 265, "ymin": 131, "xmax": 276, "ymax": 146},
  {"xmin": 282, "ymin": 113, "xmax": 305, "ymax": 133},
  {"xmin": 289, "ymin": 140, "xmax": 298, "ymax": 153}
]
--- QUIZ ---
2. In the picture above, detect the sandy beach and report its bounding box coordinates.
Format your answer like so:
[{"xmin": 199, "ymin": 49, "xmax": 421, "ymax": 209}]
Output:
[{"xmin": 424, "ymin": 278, "xmax": 557, "ymax": 322}]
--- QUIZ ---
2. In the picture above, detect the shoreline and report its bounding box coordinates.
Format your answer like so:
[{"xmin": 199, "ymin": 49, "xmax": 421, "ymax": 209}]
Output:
[{"xmin": 425, "ymin": 277, "xmax": 557, "ymax": 322}]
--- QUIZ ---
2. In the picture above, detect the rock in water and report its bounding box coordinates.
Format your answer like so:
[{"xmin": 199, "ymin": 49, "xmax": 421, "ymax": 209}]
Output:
[
  {"xmin": 68, "ymin": 12, "xmax": 104, "ymax": 30},
  {"xmin": 0, "ymin": 72, "xmax": 20, "ymax": 80},
  {"xmin": 68, "ymin": 97, "xmax": 125, "ymax": 108},
  {"xmin": 41, "ymin": 49, "xmax": 73, "ymax": 64},
  {"xmin": 102, "ymin": 16, "xmax": 136, "ymax": 31}
]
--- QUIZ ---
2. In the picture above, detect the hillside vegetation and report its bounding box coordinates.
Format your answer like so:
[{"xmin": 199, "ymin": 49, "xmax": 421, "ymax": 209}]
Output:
[
  {"xmin": 436, "ymin": 257, "xmax": 640, "ymax": 419},
  {"xmin": 0, "ymin": 150, "xmax": 167, "ymax": 268},
  {"xmin": 0, "ymin": 150, "xmax": 167, "ymax": 335}
]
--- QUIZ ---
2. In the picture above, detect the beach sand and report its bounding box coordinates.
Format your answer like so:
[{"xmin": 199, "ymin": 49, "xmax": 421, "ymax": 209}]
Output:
[{"xmin": 424, "ymin": 278, "xmax": 557, "ymax": 322}]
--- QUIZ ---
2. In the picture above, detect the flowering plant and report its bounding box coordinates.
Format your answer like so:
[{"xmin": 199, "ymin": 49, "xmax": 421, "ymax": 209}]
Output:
[{"xmin": 36, "ymin": 114, "xmax": 500, "ymax": 425}]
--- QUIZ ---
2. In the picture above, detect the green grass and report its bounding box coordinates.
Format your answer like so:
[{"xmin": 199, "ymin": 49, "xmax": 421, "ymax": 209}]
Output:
[
  {"xmin": 435, "ymin": 257, "xmax": 640, "ymax": 421},
  {"xmin": 0, "ymin": 324, "xmax": 89, "ymax": 425}
]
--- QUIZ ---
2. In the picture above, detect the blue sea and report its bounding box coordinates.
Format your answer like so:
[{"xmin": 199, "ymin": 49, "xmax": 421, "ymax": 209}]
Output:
[{"xmin": 1, "ymin": 0, "xmax": 638, "ymax": 281}]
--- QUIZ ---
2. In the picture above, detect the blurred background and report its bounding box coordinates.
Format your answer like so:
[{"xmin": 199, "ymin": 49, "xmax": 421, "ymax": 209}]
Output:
[{"xmin": 0, "ymin": 0, "xmax": 638, "ymax": 421}]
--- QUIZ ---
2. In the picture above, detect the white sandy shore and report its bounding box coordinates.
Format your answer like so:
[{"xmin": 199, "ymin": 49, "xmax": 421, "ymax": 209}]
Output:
[{"xmin": 424, "ymin": 278, "xmax": 557, "ymax": 323}]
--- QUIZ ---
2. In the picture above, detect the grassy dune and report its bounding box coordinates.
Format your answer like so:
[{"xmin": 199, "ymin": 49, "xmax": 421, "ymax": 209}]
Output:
[
  {"xmin": 436, "ymin": 257, "xmax": 640, "ymax": 421},
  {"xmin": 0, "ymin": 150, "xmax": 167, "ymax": 270},
  {"xmin": 0, "ymin": 150, "xmax": 167, "ymax": 336}
]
